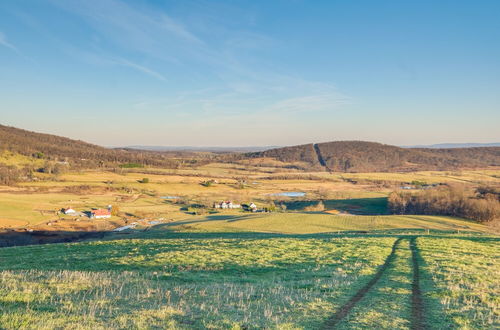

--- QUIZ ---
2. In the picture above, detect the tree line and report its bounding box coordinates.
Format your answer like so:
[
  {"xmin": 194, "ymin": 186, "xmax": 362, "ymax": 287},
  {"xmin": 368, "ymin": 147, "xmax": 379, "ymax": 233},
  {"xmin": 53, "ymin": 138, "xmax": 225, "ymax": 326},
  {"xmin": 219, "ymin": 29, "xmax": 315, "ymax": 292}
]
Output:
[{"xmin": 388, "ymin": 185, "xmax": 500, "ymax": 222}]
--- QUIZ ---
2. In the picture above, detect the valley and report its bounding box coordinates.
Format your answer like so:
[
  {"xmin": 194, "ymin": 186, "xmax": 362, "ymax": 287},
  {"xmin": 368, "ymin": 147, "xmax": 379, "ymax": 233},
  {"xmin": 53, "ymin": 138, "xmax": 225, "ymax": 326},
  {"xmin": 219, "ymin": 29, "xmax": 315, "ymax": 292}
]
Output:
[{"xmin": 0, "ymin": 126, "xmax": 499, "ymax": 329}]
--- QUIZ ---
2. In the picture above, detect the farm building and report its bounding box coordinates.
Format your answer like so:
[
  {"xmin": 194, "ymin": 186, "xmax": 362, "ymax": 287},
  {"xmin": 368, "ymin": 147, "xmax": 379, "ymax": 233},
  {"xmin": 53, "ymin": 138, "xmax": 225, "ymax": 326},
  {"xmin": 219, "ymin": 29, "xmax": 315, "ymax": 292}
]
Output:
[
  {"xmin": 90, "ymin": 209, "xmax": 111, "ymax": 219},
  {"xmin": 62, "ymin": 207, "xmax": 77, "ymax": 215},
  {"xmin": 249, "ymin": 203, "xmax": 258, "ymax": 212},
  {"xmin": 214, "ymin": 201, "xmax": 241, "ymax": 209}
]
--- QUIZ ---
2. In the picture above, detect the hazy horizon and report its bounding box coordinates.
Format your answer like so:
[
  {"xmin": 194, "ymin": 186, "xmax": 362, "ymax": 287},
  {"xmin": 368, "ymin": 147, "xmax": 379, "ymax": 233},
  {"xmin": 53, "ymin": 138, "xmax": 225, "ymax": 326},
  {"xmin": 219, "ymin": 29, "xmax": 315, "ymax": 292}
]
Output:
[
  {"xmin": 1, "ymin": 0, "xmax": 499, "ymax": 146},
  {"xmin": 116, "ymin": 142, "xmax": 500, "ymax": 149}
]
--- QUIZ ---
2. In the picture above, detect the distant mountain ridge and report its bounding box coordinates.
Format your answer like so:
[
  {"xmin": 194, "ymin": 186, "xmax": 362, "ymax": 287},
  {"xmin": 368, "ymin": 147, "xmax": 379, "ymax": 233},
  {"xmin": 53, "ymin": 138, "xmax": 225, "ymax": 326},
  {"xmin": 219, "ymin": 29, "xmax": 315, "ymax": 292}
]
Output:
[
  {"xmin": 124, "ymin": 145, "xmax": 279, "ymax": 153},
  {"xmin": 1, "ymin": 124, "xmax": 499, "ymax": 172},
  {"xmin": 246, "ymin": 141, "xmax": 500, "ymax": 172},
  {"xmin": 404, "ymin": 143, "xmax": 500, "ymax": 148}
]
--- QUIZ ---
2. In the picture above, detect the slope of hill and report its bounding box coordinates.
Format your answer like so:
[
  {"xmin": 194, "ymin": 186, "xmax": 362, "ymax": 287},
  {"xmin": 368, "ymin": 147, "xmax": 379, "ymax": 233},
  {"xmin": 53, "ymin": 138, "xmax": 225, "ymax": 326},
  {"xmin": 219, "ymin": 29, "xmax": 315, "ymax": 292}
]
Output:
[
  {"xmin": 0, "ymin": 124, "xmax": 183, "ymax": 168},
  {"xmin": 247, "ymin": 141, "xmax": 500, "ymax": 172}
]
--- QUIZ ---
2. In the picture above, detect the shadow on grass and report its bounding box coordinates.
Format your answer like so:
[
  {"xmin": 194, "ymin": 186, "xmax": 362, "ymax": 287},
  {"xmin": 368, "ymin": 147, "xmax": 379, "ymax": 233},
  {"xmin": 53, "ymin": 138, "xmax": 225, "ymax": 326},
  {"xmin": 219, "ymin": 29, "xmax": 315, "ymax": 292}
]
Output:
[
  {"xmin": 1, "ymin": 225, "xmax": 496, "ymax": 250},
  {"xmin": 160, "ymin": 214, "xmax": 256, "ymax": 227},
  {"xmin": 0, "ymin": 229, "xmax": 109, "ymax": 248}
]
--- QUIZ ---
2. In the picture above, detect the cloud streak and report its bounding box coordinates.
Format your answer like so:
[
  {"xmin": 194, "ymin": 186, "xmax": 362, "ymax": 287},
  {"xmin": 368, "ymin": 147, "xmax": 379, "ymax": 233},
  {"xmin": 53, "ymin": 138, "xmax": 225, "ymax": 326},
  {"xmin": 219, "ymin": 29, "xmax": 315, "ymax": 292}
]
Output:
[
  {"xmin": 0, "ymin": 31, "xmax": 18, "ymax": 52},
  {"xmin": 111, "ymin": 57, "xmax": 167, "ymax": 81}
]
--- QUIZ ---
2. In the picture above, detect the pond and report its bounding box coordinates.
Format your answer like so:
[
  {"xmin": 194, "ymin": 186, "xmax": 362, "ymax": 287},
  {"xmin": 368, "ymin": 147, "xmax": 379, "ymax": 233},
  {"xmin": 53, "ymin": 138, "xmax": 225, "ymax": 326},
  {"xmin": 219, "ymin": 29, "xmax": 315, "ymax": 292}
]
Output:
[
  {"xmin": 161, "ymin": 196, "xmax": 180, "ymax": 199},
  {"xmin": 270, "ymin": 192, "xmax": 306, "ymax": 197}
]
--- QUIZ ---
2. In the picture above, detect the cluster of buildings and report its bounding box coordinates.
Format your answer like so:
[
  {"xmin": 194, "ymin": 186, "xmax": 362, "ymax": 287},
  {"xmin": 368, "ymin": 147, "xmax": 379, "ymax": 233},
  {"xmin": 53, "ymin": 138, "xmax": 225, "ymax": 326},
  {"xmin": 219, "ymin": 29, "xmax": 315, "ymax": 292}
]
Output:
[
  {"xmin": 213, "ymin": 201, "xmax": 259, "ymax": 212},
  {"xmin": 213, "ymin": 201, "xmax": 241, "ymax": 209},
  {"xmin": 62, "ymin": 205, "xmax": 112, "ymax": 219}
]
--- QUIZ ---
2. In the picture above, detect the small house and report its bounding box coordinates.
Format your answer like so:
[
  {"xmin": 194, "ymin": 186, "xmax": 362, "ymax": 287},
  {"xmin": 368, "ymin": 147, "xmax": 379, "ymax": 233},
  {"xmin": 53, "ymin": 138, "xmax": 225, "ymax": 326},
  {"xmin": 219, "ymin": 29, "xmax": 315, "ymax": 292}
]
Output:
[
  {"xmin": 249, "ymin": 202, "xmax": 257, "ymax": 212},
  {"xmin": 63, "ymin": 207, "xmax": 77, "ymax": 215},
  {"xmin": 90, "ymin": 209, "xmax": 111, "ymax": 219}
]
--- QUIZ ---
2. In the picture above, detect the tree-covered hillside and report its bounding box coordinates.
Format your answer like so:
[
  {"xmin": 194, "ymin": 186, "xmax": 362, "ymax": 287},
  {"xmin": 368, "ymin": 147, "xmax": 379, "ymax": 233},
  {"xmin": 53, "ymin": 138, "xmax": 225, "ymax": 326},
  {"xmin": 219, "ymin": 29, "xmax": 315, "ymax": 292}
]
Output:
[{"xmin": 248, "ymin": 141, "xmax": 500, "ymax": 172}]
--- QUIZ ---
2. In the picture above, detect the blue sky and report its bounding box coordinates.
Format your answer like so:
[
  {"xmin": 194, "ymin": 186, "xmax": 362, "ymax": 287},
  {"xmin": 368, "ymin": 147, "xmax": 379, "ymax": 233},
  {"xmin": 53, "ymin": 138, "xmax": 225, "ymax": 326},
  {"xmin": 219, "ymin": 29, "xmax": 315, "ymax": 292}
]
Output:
[{"xmin": 1, "ymin": 0, "xmax": 499, "ymax": 147}]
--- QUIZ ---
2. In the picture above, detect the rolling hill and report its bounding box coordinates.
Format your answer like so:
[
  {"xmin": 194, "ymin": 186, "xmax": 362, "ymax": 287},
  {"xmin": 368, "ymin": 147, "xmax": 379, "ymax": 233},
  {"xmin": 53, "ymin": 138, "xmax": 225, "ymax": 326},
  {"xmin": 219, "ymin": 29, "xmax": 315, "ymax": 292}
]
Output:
[
  {"xmin": 246, "ymin": 141, "xmax": 500, "ymax": 172},
  {"xmin": 2, "ymin": 124, "xmax": 499, "ymax": 172},
  {"xmin": 0, "ymin": 124, "xmax": 191, "ymax": 168}
]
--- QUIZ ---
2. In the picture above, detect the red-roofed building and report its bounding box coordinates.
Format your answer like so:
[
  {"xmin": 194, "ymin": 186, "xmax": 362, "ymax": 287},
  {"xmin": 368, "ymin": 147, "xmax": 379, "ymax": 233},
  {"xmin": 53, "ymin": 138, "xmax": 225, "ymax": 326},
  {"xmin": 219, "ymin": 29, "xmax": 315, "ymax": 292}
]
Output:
[{"xmin": 90, "ymin": 209, "xmax": 111, "ymax": 219}]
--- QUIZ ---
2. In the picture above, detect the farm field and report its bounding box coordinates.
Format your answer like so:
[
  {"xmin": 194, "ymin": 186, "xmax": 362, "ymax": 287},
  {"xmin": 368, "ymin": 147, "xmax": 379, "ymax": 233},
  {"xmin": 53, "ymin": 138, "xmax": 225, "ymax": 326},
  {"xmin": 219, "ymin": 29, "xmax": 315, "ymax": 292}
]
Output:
[
  {"xmin": 160, "ymin": 213, "xmax": 489, "ymax": 235},
  {"xmin": 1, "ymin": 166, "xmax": 499, "ymax": 231},
  {"xmin": 0, "ymin": 228, "xmax": 498, "ymax": 329}
]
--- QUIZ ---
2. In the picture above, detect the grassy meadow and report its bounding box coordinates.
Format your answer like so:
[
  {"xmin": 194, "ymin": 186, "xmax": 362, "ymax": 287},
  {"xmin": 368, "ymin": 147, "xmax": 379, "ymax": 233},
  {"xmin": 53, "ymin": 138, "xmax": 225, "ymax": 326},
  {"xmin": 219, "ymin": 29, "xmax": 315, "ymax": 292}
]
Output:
[
  {"xmin": 161, "ymin": 213, "xmax": 489, "ymax": 235},
  {"xmin": 0, "ymin": 236, "xmax": 397, "ymax": 329},
  {"xmin": 0, "ymin": 229, "xmax": 498, "ymax": 329},
  {"xmin": 418, "ymin": 237, "xmax": 500, "ymax": 328}
]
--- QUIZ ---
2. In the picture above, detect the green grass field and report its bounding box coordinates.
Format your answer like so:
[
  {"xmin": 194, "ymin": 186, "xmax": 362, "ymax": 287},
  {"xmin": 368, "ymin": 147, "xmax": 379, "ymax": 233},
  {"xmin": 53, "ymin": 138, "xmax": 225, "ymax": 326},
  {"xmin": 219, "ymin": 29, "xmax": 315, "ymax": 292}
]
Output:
[
  {"xmin": 0, "ymin": 236, "xmax": 397, "ymax": 329},
  {"xmin": 0, "ymin": 216, "xmax": 498, "ymax": 329},
  {"xmin": 160, "ymin": 213, "xmax": 490, "ymax": 235},
  {"xmin": 418, "ymin": 237, "xmax": 500, "ymax": 328}
]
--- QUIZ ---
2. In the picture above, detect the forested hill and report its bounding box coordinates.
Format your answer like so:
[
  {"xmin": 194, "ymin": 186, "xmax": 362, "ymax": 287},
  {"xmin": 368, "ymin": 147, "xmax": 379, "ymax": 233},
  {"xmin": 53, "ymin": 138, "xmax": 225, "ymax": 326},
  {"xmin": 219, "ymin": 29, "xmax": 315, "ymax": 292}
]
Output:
[
  {"xmin": 0, "ymin": 124, "xmax": 184, "ymax": 168},
  {"xmin": 246, "ymin": 141, "xmax": 500, "ymax": 172},
  {"xmin": 2, "ymin": 124, "xmax": 499, "ymax": 172}
]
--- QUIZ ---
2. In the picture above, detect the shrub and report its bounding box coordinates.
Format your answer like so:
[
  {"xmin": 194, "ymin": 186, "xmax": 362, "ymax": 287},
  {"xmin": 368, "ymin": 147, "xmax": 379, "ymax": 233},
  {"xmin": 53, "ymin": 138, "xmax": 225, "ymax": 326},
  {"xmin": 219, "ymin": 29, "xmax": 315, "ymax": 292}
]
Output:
[
  {"xmin": 111, "ymin": 205, "xmax": 120, "ymax": 216},
  {"xmin": 0, "ymin": 165, "xmax": 20, "ymax": 185},
  {"xmin": 200, "ymin": 179, "xmax": 216, "ymax": 187},
  {"xmin": 264, "ymin": 201, "xmax": 277, "ymax": 212},
  {"xmin": 411, "ymin": 180, "xmax": 427, "ymax": 187},
  {"xmin": 304, "ymin": 201, "xmax": 325, "ymax": 212},
  {"xmin": 140, "ymin": 178, "xmax": 150, "ymax": 183}
]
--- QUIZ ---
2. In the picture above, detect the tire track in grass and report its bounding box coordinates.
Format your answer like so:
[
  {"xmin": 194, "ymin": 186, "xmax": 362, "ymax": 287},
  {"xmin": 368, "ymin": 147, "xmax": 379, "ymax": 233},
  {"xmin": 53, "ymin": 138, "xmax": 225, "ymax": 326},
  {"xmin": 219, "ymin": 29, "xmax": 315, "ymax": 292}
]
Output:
[
  {"xmin": 410, "ymin": 237, "xmax": 426, "ymax": 330},
  {"xmin": 322, "ymin": 237, "xmax": 404, "ymax": 329}
]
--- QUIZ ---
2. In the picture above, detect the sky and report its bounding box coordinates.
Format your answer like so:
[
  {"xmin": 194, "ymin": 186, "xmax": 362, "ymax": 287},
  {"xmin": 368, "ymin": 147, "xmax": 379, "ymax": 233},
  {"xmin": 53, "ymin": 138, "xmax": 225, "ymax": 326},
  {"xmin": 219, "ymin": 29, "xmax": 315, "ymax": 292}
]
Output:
[{"xmin": 0, "ymin": 0, "xmax": 499, "ymax": 147}]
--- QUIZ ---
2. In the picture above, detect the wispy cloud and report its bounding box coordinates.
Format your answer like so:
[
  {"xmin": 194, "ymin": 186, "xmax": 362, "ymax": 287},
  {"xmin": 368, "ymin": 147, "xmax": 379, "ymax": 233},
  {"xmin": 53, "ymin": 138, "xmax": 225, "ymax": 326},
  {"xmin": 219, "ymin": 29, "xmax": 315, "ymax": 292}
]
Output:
[
  {"xmin": 44, "ymin": 1, "xmax": 349, "ymax": 119},
  {"xmin": 130, "ymin": 75, "xmax": 348, "ymax": 120},
  {"xmin": 111, "ymin": 57, "xmax": 167, "ymax": 81},
  {"xmin": 0, "ymin": 31, "xmax": 18, "ymax": 52},
  {"xmin": 160, "ymin": 15, "xmax": 202, "ymax": 45},
  {"xmin": 60, "ymin": 46, "xmax": 167, "ymax": 81},
  {"xmin": 49, "ymin": 0, "xmax": 203, "ymax": 60}
]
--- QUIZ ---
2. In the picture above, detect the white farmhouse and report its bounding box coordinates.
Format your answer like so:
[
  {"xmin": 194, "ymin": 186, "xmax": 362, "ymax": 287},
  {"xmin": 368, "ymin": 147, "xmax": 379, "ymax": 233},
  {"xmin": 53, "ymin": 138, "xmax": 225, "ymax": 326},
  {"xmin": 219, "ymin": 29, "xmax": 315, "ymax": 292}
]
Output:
[
  {"xmin": 249, "ymin": 203, "xmax": 257, "ymax": 212},
  {"xmin": 63, "ymin": 207, "xmax": 77, "ymax": 215}
]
